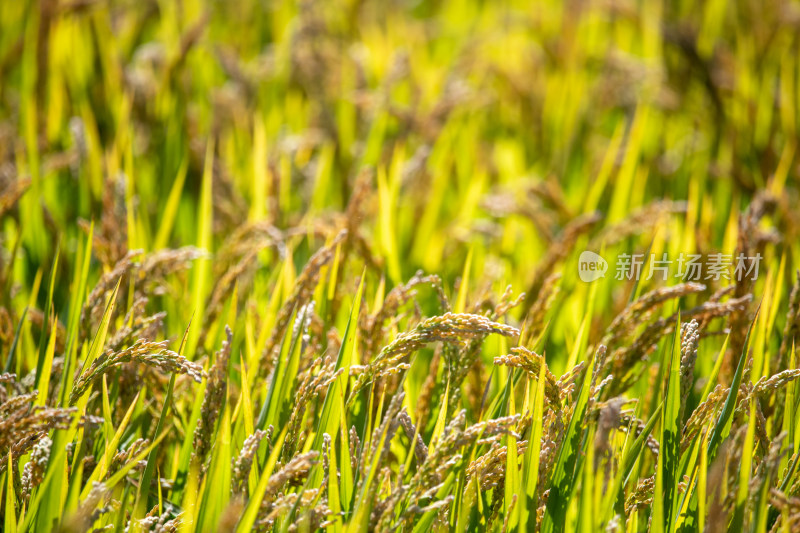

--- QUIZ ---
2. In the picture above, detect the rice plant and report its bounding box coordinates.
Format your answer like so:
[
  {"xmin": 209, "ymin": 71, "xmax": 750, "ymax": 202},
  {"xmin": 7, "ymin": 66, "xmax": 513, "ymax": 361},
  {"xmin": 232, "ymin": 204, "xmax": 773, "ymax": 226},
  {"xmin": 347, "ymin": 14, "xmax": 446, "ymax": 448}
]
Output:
[{"xmin": 1, "ymin": 0, "xmax": 800, "ymax": 531}]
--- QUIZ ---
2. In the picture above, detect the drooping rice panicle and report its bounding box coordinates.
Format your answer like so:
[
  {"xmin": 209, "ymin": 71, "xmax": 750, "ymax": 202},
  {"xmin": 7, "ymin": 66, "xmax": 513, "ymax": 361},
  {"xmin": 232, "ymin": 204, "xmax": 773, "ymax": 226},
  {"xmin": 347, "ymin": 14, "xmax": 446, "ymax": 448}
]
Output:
[
  {"xmin": 232, "ymin": 428, "xmax": 268, "ymax": 496},
  {"xmin": 678, "ymin": 319, "xmax": 700, "ymax": 425},
  {"xmin": 350, "ymin": 312, "xmax": 519, "ymax": 402},
  {"xmin": 70, "ymin": 340, "xmax": 206, "ymax": 405},
  {"xmin": 493, "ymin": 346, "xmax": 561, "ymax": 407},
  {"xmin": 258, "ymin": 230, "xmax": 347, "ymax": 377},
  {"xmin": 521, "ymin": 212, "xmax": 602, "ymax": 315},
  {"xmin": 193, "ymin": 325, "xmax": 233, "ymax": 465}
]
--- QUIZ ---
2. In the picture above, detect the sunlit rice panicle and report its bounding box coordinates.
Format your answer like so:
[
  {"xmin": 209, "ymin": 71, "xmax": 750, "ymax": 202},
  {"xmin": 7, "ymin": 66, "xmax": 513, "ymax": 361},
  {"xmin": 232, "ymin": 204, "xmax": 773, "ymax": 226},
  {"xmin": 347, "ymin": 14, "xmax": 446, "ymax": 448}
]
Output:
[
  {"xmin": 678, "ymin": 361, "xmax": 800, "ymax": 453},
  {"xmin": 193, "ymin": 325, "xmax": 233, "ymax": 465},
  {"xmin": 398, "ymin": 409, "xmax": 428, "ymax": 464},
  {"xmin": 232, "ymin": 428, "xmax": 268, "ymax": 495},
  {"xmin": 592, "ymin": 374, "xmax": 614, "ymax": 402},
  {"xmin": 625, "ymin": 475, "xmax": 655, "ymax": 514},
  {"xmin": 293, "ymin": 300, "xmax": 315, "ymax": 351},
  {"xmin": 466, "ymin": 440, "xmax": 529, "ymax": 491},
  {"xmin": 0, "ymin": 391, "xmax": 76, "ymax": 457},
  {"xmin": 626, "ymin": 472, "xmax": 689, "ymax": 516},
  {"xmin": 350, "ymin": 312, "xmax": 519, "ymax": 402},
  {"xmin": 442, "ymin": 287, "xmax": 523, "ymax": 413},
  {"xmin": 21, "ymin": 434, "xmax": 51, "ymax": 501},
  {"xmin": 734, "ymin": 380, "xmax": 768, "ymax": 450},
  {"xmin": 217, "ymin": 499, "xmax": 244, "ymax": 533},
  {"xmin": 556, "ymin": 360, "xmax": 587, "ymax": 400},
  {"xmin": 619, "ymin": 412, "xmax": 660, "ymax": 457},
  {"xmin": 698, "ymin": 285, "xmax": 736, "ymax": 331},
  {"xmin": 749, "ymin": 433, "xmax": 787, "ymax": 496},
  {"xmin": 679, "ymin": 319, "xmax": 700, "ymax": 424},
  {"xmin": 282, "ymin": 354, "xmax": 343, "ymax": 461},
  {"xmin": 138, "ymin": 246, "xmax": 207, "ymax": 288},
  {"xmin": 594, "ymin": 397, "xmax": 625, "ymax": 472},
  {"xmin": 335, "ymin": 169, "xmax": 383, "ymax": 276},
  {"xmin": 80, "ymin": 248, "xmax": 143, "ymax": 334},
  {"xmin": 493, "ymin": 347, "xmax": 560, "ymax": 407},
  {"xmin": 1, "ymin": 391, "xmax": 40, "ymax": 418},
  {"xmin": 588, "ymin": 200, "xmax": 687, "ymax": 249},
  {"xmin": 364, "ymin": 391, "xmax": 406, "ymax": 475},
  {"xmin": 603, "ymin": 282, "xmax": 706, "ymax": 347},
  {"xmin": 348, "ymin": 425, "xmax": 361, "ymax": 473},
  {"xmin": 215, "ymin": 222, "xmax": 285, "ymax": 268},
  {"xmin": 135, "ymin": 510, "xmax": 183, "ymax": 533},
  {"xmin": 730, "ymin": 192, "xmax": 778, "ymax": 357},
  {"xmin": 361, "ymin": 270, "xmax": 442, "ymax": 358},
  {"xmin": 0, "ymin": 372, "xmax": 16, "ymax": 403},
  {"xmin": 70, "ymin": 339, "xmax": 205, "ymax": 405},
  {"xmin": 682, "ymin": 384, "xmax": 729, "ymax": 450},
  {"xmin": 259, "ymin": 230, "xmax": 347, "ymax": 377},
  {"xmin": 321, "ymin": 432, "xmax": 332, "ymax": 486},
  {"xmin": 201, "ymin": 248, "xmax": 259, "ymax": 344},
  {"xmin": 522, "ymin": 272, "xmax": 561, "ymax": 345},
  {"xmin": 753, "ymin": 368, "xmax": 800, "ymax": 396},
  {"xmin": 400, "ymin": 410, "xmax": 520, "ymax": 525},
  {"xmin": 27, "ymin": 308, "xmax": 67, "ymax": 355},
  {"xmin": 521, "ymin": 212, "xmax": 602, "ymax": 315},
  {"xmin": 492, "ymin": 285, "xmax": 526, "ymax": 318},
  {"xmin": 591, "ymin": 345, "xmax": 609, "ymax": 393},
  {"xmin": 258, "ymin": 489, "xmax": 330, "ymax": 530},
  {"xmin": 607, "ymin": 294, "xmax": 750, "ymax": 395},
  {"xmin": 106, "ymin": 296, "xmax": 166, "ymax": 350},
  {"xmin": 81, "ymin": 247, "xmax": 205, "ymax": 339},
  {"xmin": 110, "ymin": 438, "xmax": 149, "ymax": 473},
  {"xmin": 59, "ymin": 481, "xmax": 110, "ymax": 533},
  {"xmin": 257, "ymin": 451, "xmax": 320, "ymax": 522},
  {"xmin": 413, "ymin": 349, "xmax": 441, "ymax": 431},
  {"xmin": 531, "ymin": 428, "xmax": 556, "ymax": 494},
  {"xmin": 768, "ymin": 488, "xmax": 800, "ymax": 531},
  {"xmin": 0, "ymin": 176, "xmax": 31, "ymax": 218}
]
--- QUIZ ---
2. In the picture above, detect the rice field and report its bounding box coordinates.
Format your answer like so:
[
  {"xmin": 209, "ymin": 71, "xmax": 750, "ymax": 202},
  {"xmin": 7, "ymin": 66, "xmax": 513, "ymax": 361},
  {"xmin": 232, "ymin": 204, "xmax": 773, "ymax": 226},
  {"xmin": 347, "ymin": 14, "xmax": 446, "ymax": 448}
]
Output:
[{"xmin": 2, "ymin": 0, "xmax": 800, "ymax": 531}]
